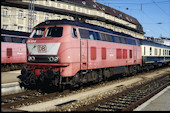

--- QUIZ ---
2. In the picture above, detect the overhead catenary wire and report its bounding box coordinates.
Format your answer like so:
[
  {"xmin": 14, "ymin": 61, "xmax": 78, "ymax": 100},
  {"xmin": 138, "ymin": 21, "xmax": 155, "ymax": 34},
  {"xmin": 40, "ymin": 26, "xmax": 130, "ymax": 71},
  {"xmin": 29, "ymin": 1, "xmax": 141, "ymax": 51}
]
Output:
[{"xmin": 152, "ymin": 0, "xmax": 170, "ymax": 18}]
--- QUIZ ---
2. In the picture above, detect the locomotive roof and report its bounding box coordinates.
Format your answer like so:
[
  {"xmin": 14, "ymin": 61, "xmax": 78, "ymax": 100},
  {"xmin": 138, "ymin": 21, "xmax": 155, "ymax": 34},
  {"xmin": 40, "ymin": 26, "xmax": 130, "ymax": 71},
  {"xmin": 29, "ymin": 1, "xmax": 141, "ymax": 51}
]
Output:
[{"xmin": 36, "ymin": 19, "xmax": 138, "ymax": 40}]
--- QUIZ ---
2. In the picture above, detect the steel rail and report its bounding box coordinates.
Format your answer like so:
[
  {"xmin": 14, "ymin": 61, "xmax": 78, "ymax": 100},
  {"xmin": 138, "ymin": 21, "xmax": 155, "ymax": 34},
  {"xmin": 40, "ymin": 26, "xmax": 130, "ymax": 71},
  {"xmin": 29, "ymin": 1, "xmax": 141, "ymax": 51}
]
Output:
[{"xmin": 73, "ymin": 73, "xmax": 170, "ymax": 111}]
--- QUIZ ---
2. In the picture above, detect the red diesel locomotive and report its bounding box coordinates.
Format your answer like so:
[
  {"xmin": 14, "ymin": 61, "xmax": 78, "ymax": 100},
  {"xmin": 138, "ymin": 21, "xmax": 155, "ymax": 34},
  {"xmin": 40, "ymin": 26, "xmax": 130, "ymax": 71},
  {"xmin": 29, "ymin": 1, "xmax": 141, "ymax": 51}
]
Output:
[{"xmin": 18, "ymin": 20, "xmax": 142, "ymax": 89}]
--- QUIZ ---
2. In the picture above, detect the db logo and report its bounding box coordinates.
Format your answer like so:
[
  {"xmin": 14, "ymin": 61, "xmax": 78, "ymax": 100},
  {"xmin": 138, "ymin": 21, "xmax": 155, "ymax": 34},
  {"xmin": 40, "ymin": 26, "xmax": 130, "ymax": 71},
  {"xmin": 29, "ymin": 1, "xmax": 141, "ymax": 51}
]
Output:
[{"xmin": 37, "ymin": 45, "xmax": 47, "ymax": 53}]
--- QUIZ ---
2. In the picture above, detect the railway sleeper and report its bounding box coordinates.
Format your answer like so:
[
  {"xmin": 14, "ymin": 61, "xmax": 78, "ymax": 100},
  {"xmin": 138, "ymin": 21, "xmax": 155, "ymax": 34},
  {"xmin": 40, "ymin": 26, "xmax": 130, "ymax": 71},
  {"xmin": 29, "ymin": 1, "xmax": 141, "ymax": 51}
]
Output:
[
  {"xmin": 95, "ymin": 106, "xmax": 121, "ymax": 111},
  {"xmin": 105, "ymin": 103, "xmax": 128, "ymax": 108}
]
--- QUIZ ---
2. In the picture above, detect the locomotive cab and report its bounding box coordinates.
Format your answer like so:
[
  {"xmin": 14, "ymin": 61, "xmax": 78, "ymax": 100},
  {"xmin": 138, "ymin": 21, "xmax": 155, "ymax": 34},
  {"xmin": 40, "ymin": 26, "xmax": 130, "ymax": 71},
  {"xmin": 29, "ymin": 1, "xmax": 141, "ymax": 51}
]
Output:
[{"xmin": 18, "ymin": 20, "xmax": 80, "ymax": 89}]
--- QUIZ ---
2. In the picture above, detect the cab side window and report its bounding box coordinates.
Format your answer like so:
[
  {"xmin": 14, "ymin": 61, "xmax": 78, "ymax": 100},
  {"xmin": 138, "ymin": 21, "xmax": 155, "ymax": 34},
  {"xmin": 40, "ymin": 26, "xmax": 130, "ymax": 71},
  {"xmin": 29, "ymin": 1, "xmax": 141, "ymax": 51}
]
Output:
[{"xmin": 72, "ymin": 28, "xmax": 77, "ymax": 38}]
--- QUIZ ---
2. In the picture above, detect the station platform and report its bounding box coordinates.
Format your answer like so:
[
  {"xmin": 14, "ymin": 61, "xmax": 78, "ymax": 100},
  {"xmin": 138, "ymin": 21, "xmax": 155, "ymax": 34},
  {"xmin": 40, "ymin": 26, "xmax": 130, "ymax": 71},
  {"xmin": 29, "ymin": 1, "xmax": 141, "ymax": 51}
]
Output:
[
  {"xmin": 1, "ymin": 70, "xmax": 20, "ymax": 84},
  {"xmin": 134, "ymin": 86, "xmax": 170, "ymax": 111}
]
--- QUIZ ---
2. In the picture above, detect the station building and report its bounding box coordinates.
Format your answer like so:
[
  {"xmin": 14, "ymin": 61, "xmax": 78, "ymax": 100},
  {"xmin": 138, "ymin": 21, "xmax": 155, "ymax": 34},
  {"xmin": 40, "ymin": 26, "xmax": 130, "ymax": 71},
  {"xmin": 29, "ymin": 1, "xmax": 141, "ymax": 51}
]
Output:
[{"xmin": 1, "ymin": 0, "xmax": 145, "ymax": 39}]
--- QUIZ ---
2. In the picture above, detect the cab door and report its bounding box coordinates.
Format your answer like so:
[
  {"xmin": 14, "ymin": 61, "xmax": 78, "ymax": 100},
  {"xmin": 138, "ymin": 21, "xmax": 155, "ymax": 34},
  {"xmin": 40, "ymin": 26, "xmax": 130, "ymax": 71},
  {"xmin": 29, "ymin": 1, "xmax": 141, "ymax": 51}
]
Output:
[
  {"xmin": 133, "ymin": 46, "xmax": 137, "ymax": 64},
  {"xmin": 80, "ymin": 39, "xmax": 88, "ymax": 70}
]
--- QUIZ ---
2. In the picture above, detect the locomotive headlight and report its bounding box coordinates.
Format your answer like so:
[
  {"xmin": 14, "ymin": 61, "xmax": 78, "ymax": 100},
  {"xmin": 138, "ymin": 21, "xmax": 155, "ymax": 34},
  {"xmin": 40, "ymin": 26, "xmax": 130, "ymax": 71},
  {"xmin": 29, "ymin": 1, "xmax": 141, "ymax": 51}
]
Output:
[
  {"xmin": 48, "ymin": 57, "xmax": 54, "ymax": 62},
  {"xmin": 28, "ymin": 56, "xmax": 32, "ymax": 61},
  {"xmin": 28, "ymin": 56, "xmax": 35, "ymax": 61},
  {"xmin": 48, "ymin": 56, "xmax": 59, "ymax": 62}
]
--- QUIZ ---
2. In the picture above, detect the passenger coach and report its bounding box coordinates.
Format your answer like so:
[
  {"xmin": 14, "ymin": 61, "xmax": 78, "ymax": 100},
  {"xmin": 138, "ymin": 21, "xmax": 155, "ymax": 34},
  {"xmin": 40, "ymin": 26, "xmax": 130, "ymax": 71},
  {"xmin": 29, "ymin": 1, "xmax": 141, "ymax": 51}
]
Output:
[
  {"xmin": 140, "ymin": 39, "xmax": 170, "ymax": 70},
  {"xmin": 1, "ymin": 30, "xmax": 29, "ymax": 71}
]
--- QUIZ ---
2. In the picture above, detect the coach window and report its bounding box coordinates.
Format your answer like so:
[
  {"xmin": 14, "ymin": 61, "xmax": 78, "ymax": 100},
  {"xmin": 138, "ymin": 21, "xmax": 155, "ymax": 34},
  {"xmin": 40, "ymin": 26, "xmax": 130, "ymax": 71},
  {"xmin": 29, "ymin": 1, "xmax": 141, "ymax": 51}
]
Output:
[
  {"xmin": 12, "ymin": 37, "xmax": 22, "ymax": 43},
  {"xmin": 150, "ymin": 47, "xmax": 152, "ymax": 55},
  {"xmin": 22, "ymin": 38, "xmax": 27, "ymax": 43},
  {"xmin": 46, "ymin": 27, "xmax": 63, "ymax": 37},
  {"xmin": 169, "ymin": 50, "xmax": 170, "ymax": 55},
  {"xmin": 155, "ymin": 48, "xmax": 157, "ymax": 55},
  {"xmin": 167, "ymin": 50, "xmax": 169, "ymax": 55},
  {"xmin": 72, "ymin": 28, "xmax": 77, "ymax": 38},
  {"xmin": 159, "ymin": 49, "xmax": 161, "ymax": 56},
  {"xmin": 3, "ymin": 36, "xmax": 12, "ymax": 42}
]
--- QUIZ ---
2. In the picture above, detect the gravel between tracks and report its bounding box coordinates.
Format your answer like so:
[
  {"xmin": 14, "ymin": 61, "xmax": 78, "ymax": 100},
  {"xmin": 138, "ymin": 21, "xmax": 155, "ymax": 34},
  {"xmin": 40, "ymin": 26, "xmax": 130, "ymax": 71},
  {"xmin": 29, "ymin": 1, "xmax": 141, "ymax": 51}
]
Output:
[{"xmin": 16, "ymin": 67, "xmax": 170, "ymax": 112}]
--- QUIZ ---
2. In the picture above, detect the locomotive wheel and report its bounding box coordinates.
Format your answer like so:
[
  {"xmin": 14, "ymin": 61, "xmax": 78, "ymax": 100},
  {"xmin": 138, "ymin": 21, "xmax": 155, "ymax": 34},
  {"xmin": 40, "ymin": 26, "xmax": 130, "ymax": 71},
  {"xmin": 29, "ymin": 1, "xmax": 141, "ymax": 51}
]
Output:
[
  {"xmin": 70, "ymin": 73, "xmax": 80, "ymax": 87},
  {"xmin": 59, "ymin": 84, "xmax": 65, "ymax": 91},
  {"xmin": 97, "ymin": 69, "xmax": 103, "ymax": 82},
  {"xmin": 91, "ymin": 70, "xmax": 98, "ymax": 83}
]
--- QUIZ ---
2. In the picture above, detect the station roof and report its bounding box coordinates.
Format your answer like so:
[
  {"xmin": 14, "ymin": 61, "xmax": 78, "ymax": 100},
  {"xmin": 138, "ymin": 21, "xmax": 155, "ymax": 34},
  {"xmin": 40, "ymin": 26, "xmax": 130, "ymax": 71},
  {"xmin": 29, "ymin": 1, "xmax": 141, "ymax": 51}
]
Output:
[{"xmin": 65, "ymin": 0, "xmax": 141, "ymax": 26}]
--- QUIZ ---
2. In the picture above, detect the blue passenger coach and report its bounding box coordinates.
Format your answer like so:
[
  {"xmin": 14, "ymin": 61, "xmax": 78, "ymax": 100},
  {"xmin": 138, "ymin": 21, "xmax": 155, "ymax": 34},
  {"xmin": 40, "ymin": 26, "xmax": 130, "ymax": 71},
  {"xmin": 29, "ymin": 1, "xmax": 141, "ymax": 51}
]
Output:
[{"xmin": 140, "ymin": 39, "xmax": 170, "ymax": 68}]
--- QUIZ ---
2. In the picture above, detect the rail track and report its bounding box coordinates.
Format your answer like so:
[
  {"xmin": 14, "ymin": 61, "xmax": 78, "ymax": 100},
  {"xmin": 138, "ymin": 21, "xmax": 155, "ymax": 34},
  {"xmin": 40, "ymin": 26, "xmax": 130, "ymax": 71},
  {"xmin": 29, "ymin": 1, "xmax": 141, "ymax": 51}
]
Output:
[
  {"xmin": 1, "ymin": 89, "xmax": 71, "ymax": 112},
  {"xmin": 1, "ymin": 66, "xmax": 170, "ymax": 112},
  {"xmin": 73, "ymin": 73, "xmax": 170, "ymax": 111}
]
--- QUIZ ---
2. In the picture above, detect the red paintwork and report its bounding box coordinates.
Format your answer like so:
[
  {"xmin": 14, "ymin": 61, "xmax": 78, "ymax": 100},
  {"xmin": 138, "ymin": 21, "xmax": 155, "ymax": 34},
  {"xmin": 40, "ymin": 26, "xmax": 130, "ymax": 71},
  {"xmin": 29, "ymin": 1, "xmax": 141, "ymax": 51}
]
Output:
[
  {"xmin": 1, "ymin": 42, "xmax": 27, "ymax": 64},
  {"xmin": 27, "ymin": 25, "xmax": 142, "ymax": 77}
]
